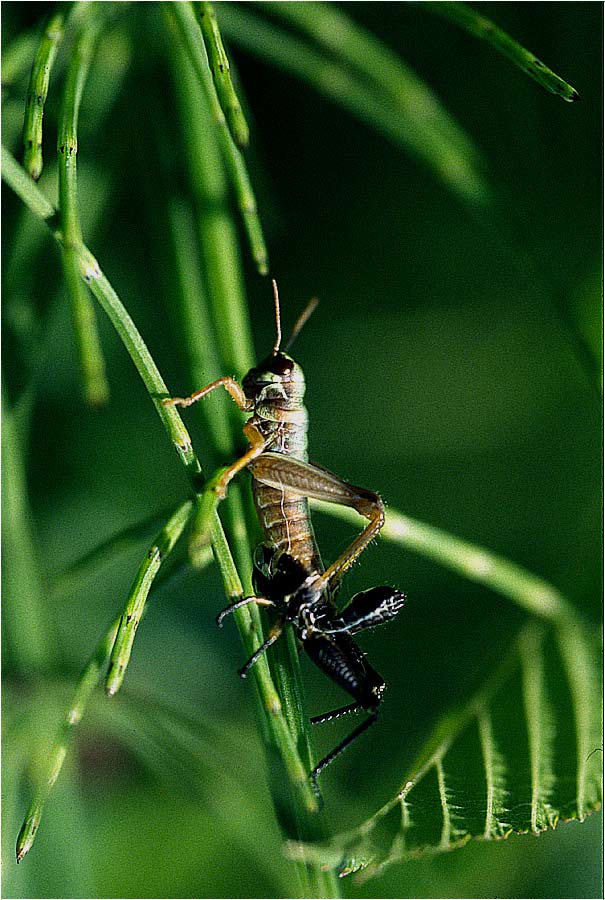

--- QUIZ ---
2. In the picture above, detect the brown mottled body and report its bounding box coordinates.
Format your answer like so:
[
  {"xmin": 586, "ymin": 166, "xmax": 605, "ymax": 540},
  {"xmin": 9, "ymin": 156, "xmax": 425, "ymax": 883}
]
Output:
[
  {"xmin": 254, "ymin": 485, "xmax": 322, "ymax": 576},
  {"xmin": 242, "ymin": 349, "xmax": 325, "ymax": 579}
]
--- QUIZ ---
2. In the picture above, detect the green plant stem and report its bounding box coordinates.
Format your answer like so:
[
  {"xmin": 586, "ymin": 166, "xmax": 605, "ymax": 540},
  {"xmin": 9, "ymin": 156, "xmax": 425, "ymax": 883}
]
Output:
[
  {"xmin": 195, "ymin": 1, "xmax": 249, "ymax": 148},
  {"xmin": 105, "ymin": 501, "xmax": 195, "ymax": 696},
  {"xmin": 1, "ymin": 390, "xmax": 51, "ymax": 672},
  {"xmin": 165, "ymin": 16, "xmax": 336, "ymax": 894},
  {"xmin": 217, "ymin": 3, "xmax": 489, "ymax": 204},
  {"xmin": 166, "ymin": 193, "xmax": 319, "ymax": 818},
  {"xmin": 15, "ymin": 619, "xmax": 120, "ymax": 863},
  {"xmin": 2, "ymin": 146, "xmax": 252, "ymax": 852},
  {"xmin": 2, "ymin": 143, "xmax": 57, "ymax": 223},
  {"xmin": 57, "ymin": 10, "xmax": 109, "ymax": 407},
  {"xmin": 22, "ymin": 11, "xmax": 64, "ymax": 180},
  {"xmin": 0, "ymin": 149, "xmax": 195, "ymax": 474},
  {"xmin": 15, "ymin": 511, "xmax": 215, "ymax": 865},
  {"xmin": 312, "ymin": 501, "xmax": 576, "ymax": 623},
  {"xmin": 426, "ymin": 2, "xmax": 579, "ymax": 101},
  {"xmin": 168, "ymin": 2, "xmax": 269, "ymax": 275},
  {"xmin": 168, "ymin": 14, "xmax": 256, "ymax": 568}
]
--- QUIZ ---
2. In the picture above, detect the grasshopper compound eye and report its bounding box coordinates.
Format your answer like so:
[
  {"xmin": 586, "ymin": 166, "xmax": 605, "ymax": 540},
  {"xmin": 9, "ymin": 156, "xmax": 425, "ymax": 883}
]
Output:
[{"xmin": 267, "ymin": 351, "xmax": 294, "ymax": 375}]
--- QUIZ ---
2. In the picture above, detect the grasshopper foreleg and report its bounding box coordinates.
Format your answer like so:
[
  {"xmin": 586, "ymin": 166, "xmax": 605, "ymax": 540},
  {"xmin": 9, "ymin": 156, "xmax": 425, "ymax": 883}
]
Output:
[
  {"xmin": 165, "ymin": 381, "xmax": 272, "ymax": 548},
  {"xmin": 163, "ymin": 376, "xmax": 252, "ymax": 413}
]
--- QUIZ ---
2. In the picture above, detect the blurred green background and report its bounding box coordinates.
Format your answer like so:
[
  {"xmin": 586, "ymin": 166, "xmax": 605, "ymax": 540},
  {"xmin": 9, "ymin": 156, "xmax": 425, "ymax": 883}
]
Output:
[{"xmin": 2, "ymin": 3, "xmax": 602, "ymax": 898}]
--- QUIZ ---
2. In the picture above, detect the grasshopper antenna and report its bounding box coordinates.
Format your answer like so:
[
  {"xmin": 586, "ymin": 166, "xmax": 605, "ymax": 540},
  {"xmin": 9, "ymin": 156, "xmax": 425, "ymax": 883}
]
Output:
[
  {"xmin": 285, "ymin": 296, "xmax": 319, "ymax": 352},
  {"xmin": 271, "ymin": 278, "xmax": 282, "ymax": 355}
]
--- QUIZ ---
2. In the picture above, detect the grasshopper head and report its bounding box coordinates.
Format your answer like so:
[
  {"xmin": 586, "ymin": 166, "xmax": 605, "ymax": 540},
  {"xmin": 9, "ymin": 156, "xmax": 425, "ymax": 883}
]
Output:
[{"xmin": 242, "ymin": 351, "xmax": 306, "ymax": 403}]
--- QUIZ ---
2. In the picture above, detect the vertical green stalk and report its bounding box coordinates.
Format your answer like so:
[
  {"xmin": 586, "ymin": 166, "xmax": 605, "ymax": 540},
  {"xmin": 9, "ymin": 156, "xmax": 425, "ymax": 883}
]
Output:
[
  {"xmin": 15, "ymin": 619, "xmax": 120, "ymax": 862},
  {"xmin": 169, "ymin": 2, "xmax": 269, "ymax": 276},
  {"xmin": 22, "ymin": 11, "xmax": 64, "ymax": 180},
  {"xmin": 165, "ymin": 7, "xmax": 337, "ymax": 896},
  {"xmin": 168, "ymin": 3, "xmax": 257, "ymax": 583},
  {"xmin": 1, "ymin": 390, "xmax": 51, "ymax": 672},
  {"xmin": 196, "ymin": 1, "xmax": 249, "ymax": 147},
  {"xmin": 425, "ymin": 2, "xmax": 579, "ymax": 101},
  {"xmin": 105, "ymin": 500, "xmax": 194, "ymax": 696},
  {"xmin": 164, "ymin": 13, "xmax": 339, "ymax": 896},
  {"xmin": 57, "ymin": 10, "xmax": 109, "ymax": 407}
]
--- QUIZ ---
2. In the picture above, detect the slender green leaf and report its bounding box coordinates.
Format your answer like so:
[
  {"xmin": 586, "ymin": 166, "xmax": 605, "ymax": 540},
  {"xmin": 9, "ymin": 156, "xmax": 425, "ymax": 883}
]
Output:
[
  {"xmin": 22, "ymin": 11, "xmax": 64, "ymax": 180},
  {"xmin": 2, "ymin": 143, "xmax": 57, "ymax": 223},
  {"xmin": 195, "ymin": 1, "xmax": 249, "ymax": 147},
  {"xmin": 168, "ymin": 2, "xmax": 269, "ymax": 275},
  {"xmin": 105, "ymin": 501, "xmax": 194, "ymax": 696},
  {"xmin": 426, "ymin": 2, "xmax": 579, "ymax": 102},
  {"xmin": 57, "ymin": 9, "xmax": 109, "ymax": 406}
]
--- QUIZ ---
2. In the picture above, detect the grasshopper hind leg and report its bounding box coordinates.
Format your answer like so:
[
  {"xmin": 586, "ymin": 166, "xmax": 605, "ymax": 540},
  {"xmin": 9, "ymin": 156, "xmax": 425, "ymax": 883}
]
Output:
[
  {"xmin": 310, "ymin": 710, "xmax": 380, "ymax": 792},
  {"xmin": 304, "ymin": 631, "xmax": 386, "ymax": 790}
]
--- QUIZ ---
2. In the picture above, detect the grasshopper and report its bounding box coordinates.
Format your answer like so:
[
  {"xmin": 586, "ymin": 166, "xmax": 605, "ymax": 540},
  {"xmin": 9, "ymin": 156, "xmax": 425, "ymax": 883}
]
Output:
[{"xmin": 164, "ymin": 281, "xmax": 406, "ymax": 791}]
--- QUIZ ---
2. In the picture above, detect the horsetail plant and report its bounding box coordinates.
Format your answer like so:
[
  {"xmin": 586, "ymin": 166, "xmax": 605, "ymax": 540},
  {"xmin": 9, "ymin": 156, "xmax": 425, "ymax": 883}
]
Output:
[
  {"xmin": 426, "ymin": 1, "xmax": 580, "ymax": 101},
  {"xmin": 57, "ymin": 9, "xmax": 109, "ymax": 407},
  {"xmin": 4, "ymin": 6, "xmax": 327, "ymax": 887},
  {"xmin": 2, "ymin": 144, "xmax": 323, "ymax": 871},
  {"xmin": 195, "ymin": 0, "xmax": 249, "ymax": 148},
  {"xmin": 167, "ymin": 2, "xmax": 269, "ymax": 276},
  {"xmin": 22, "ymin": 10, "xmax": 64, "ymax": 181},
  {"xmin": 105, "ymin": 500, "xmax": 195, "ymax": 697}
]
